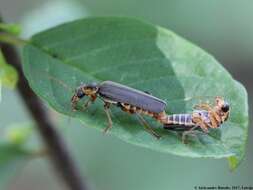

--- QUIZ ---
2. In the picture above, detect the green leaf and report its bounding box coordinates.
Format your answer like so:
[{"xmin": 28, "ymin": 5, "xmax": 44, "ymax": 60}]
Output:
[
  {"xmin": 0, "ymin": 144, "xmax": 30, "ymax": 189},
  {"xmin": 21, "ymin": 17, "xmax": 249, "ymax": 169},
  {"xmin": 0, "ymin": 81, "xmax": 1, "ymax": 102},
  {"xmin": 0, "ymin": 50, "xmax": 18, "ymax": 89},
  {"xmin": 0, "ymin": 23, "xmax": 21, "ymax": 36},
  {"xmin": 4, "ymin": 123, "xmax": 33, "ymax": 146},
  {"xmin": 0, "ymin": 123, "xmax": 36, "ymax": 189}
]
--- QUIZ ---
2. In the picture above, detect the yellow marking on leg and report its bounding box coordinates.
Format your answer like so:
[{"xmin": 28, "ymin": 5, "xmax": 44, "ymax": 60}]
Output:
[
  {"xmin": 156, "ymin": 111, "xmax": 168, "ymax": 124},
  {"xmin": 194, "ymin": 103, "xmax": 213, "ymax": 111},
  {"xmin": 209, "ymin": 112, "xmax": 219, "ymax": 128},
  {"xmin": 130, "ymin": 106, "xmax": 136, "ymax": 112},
  {"xmin": 196, "ymin": 121, "xmax": 209, "ymax": 133},
  {"xmin": 194, "ymin": 103, "xmax": 222, "ymax": 125},
  {"xmin": 136, "ymin": 107, "xmax": 141, "ymax": 114},
  {"xmin": 192, "ymin": 114, "xmax": 209, "ymax": 133},
  {"xmin": 209, "ymin": 111, "xmax": 221, "ymax": 125},
  {"xmin": 123, "ymin": 103, "xmax": 131, "ymax": 110}
]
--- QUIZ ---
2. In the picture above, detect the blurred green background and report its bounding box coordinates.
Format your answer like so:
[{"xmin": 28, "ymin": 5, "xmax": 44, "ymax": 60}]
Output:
[{"xmin": 0, "ymin": 0, "xmax": 252, "ymax": 190}]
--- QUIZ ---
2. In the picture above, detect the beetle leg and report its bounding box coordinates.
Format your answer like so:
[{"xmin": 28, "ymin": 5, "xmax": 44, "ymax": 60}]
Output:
[
  {"xmin": 209, "ymin": 111, "xmax": 221, "ymax": 127},
  {"xmin": 192, "ymin": 113, "xmax": 209, "ymax": 133},
  {"xmin": 79, "ymin": 95, "xmax": 97, "ymax": 112},
  {"xmin": 197, "ymin": 108, "xmax": 221, "ymax": 128},
  {"xmin": 182, "ymin": 125, "xmax": 199, "ymax": 144},
  {"xmin": 71, "ymin": 96, "xmax": 79, "ymax": 111},
  {"xmin": 80, "ymin": 98, "xmax": 92, "ymax": 111},
  {"xmin": 103, "ymin": 102, "xmax": 113, "ymax": 133},
  {"xmin": 197, "ymin": 121, "xmax": 209, "ymax": 133},
  {"xmin": 194, "ymin": 103, "xmax": 222, "ymax": 125},
  {"xmin": 136, "ymin": 113, "xmax": 161, "ymax": 139},
  {"xmin": 194, "ymin": 103, "xmax": 212, "ymax": 110},
  {"xmin": 182, "ymin": 121, "xmax": 209, "ymax": 144},
  {"xmin": 208, "ymin": 112, "xmax": 219, "ymax": 128}
]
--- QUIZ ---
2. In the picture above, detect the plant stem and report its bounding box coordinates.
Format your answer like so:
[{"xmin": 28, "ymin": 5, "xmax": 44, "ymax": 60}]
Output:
[
  {"xmin": 0, "ymin": 33, "xmax": 29, "ymax": 46},
  {"xmin": 0, "ymin": 19, "xmax": 88, "ymax": 190}
]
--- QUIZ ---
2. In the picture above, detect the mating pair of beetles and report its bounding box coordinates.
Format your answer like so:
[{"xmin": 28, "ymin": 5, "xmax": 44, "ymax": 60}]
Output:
[{"xmin": 71, "ymin": 81, "xmax": 230, "ymax": 142}]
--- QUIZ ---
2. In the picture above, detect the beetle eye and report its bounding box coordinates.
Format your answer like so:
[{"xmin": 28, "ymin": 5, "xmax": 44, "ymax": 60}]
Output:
[
  {"xmin": 76, "ymin": 89, "xmax": 85, "ymax": 98},
  {"xmin": 221, "ymin": 104, "xmax": 229, "ymax": 112}
]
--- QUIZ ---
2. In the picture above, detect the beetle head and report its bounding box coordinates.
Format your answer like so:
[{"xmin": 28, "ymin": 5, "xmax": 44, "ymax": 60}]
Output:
[
  {"xmin": 215, "ymin": 96, "xmax": 230, "ymax": 122},
  {"xmin": 71, "ymin": 82, "xmax": 98, "ymax": 110}
]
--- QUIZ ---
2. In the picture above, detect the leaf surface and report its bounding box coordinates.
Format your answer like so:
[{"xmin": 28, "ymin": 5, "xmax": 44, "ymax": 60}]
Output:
[
  {"xmin": 22, "ymin": 17, "xmax": 248, "ymax": 169},
  {"xmin": 0, "ymin": 123, "xmax": 37, "ymax": 189}
]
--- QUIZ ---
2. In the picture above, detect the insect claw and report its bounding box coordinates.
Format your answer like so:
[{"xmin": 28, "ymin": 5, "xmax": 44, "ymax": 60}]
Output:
[{"xmin": 103, "ymin": 125, "xmax": 112, "ymax": 134}]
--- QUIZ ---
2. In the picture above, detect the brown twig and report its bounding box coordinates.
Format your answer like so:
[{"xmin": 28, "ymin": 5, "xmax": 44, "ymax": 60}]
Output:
[{"xmin": 0, "ymin": 18, "xmax": 88, "ymax": 190}]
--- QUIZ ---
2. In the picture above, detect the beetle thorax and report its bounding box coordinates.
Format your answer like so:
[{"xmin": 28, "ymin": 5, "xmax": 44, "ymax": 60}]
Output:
[{"xmin": 83, "ymin": 87, "xmax": 98, "ymax": 96}]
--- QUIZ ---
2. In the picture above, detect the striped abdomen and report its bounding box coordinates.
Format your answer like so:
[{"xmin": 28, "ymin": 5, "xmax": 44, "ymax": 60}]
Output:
[
  {"xmin": 119, "ymin": 103, "xmax": 156, "ymax": 117},
  {"xmin": 166, "ymin": 114, "xmax": 194, "ymax": 126}
]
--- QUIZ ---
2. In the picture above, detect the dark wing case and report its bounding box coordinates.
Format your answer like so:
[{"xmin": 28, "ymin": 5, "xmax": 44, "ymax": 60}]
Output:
[{"xmin": 98, "ymin": 81, "xmax": 166, "ymax": 113}]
